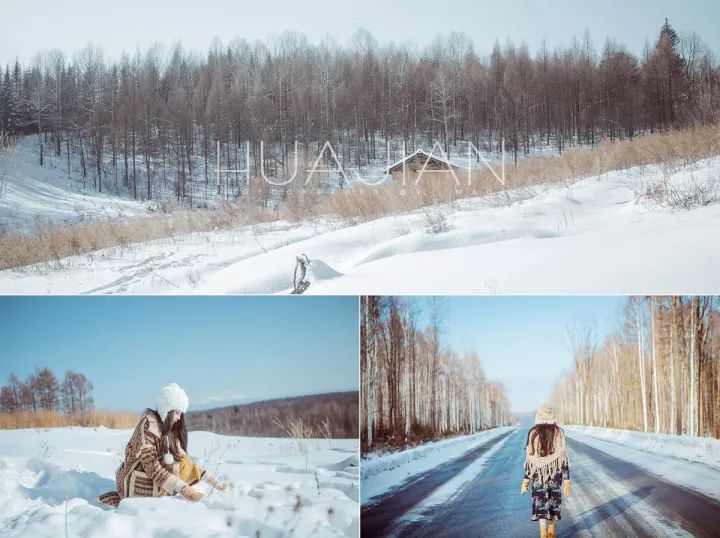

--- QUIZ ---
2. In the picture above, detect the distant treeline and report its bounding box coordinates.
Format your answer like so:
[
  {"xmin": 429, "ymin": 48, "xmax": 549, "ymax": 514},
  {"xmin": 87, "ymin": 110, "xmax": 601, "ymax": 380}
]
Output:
[
  {"xmin": 185, "ymin": 391, "xmax": 359, "ymax": 438},
  {"xmin": 0, "ymin": 368, "xmax": 94, "ymax": 417},
  {"xmin": 1, "ymin": 20, "xmax": 718, "ymax": 207}
]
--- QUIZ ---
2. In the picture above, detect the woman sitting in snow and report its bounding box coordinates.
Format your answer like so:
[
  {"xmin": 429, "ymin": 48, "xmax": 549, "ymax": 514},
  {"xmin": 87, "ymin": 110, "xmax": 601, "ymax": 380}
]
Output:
[
  {"xmin": 99, "ymin": 383, "xmax": 227, "ymax": 507},
  {"xmin": 520, "ymin": 403, "xmax": 571, "ymax": 538}
]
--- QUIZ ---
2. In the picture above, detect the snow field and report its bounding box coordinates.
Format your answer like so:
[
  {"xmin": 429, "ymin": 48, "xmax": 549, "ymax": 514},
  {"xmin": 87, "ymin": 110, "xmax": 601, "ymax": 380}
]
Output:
[{"xmin": 0, "ymin": 427, "xmax": 359, "ymax": 538}]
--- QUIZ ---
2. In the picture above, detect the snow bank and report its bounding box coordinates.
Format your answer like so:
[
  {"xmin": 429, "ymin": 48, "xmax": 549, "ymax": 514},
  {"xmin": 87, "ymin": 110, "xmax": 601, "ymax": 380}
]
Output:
[
  {"xmin": 566, "ymin": 425, "xmax": 720, "ymax": 469},
  {"xmin": 361, "ymin": 426, "xmax": 513, "ymax": 504},
  {"xmin": 0, "ymin": 427, "xmax": 359, "ymax": 537},
  {"xmin": 566, "ymin": 426, "xmax": 720, "ymax": 501}
]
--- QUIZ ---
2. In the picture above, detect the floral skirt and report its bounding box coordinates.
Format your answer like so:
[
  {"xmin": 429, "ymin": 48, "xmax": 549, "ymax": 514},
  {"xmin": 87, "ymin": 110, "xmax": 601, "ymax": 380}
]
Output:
[{"xmin": 529, "ymin": 471, "xmax": 563, "ymax": 521}]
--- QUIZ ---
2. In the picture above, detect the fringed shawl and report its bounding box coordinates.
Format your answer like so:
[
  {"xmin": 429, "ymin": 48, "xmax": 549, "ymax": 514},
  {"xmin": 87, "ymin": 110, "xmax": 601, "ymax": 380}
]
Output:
[{"xmin": 523, "ymin": 426, "xmax": 569, "ymax": 484}]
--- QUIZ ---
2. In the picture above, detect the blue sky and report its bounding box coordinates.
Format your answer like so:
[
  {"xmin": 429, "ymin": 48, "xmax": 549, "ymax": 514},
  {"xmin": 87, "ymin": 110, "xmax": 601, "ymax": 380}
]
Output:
[
  {"xmin": 412, "ymin": 296, "xmax": 628, "ymax": 413},
  {"xmin": 0, "ymin": 296, "xmax": 359, "ymax": 412},
  {"xmin": 2, "ymin": 0, "xmax": 718, "ymax": 66}
]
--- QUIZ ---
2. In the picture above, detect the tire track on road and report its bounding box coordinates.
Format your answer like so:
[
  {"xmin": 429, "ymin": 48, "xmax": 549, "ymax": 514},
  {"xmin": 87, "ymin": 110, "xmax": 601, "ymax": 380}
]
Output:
[{"xmin": 361, "ymin": 429, "xmax": 514, "ymax": 537}]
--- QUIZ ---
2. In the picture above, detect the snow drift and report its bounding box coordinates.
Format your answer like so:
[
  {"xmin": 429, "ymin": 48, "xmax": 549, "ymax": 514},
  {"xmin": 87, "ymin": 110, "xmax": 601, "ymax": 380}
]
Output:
[{"xmin": 0, "ymin": 427, "xmax": 359, "ymax": 537}]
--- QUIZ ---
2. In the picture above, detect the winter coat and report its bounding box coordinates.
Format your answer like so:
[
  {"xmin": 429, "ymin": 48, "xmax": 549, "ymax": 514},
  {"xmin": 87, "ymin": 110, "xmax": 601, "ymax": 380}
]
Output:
[{"xmin": 98, "ymin": 411, "xmax": 204, "ymax": 507}]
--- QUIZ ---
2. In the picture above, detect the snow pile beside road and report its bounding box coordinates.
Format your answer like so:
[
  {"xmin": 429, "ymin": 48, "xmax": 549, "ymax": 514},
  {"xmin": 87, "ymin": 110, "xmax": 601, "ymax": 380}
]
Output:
[
  {"xmin": 361, "ymin": 426, "xmax": 513, "ymax": 504},
  {"xmin": 566, "ymin": 425, "xmax": 720, "ymax": 469},
  {"xmin": 565, "ymin": 426, "xmax": 720, "ymax": 501},
  {"xmin": 0, "ymin": 427, "xmax": 359, "ymax": 538}
]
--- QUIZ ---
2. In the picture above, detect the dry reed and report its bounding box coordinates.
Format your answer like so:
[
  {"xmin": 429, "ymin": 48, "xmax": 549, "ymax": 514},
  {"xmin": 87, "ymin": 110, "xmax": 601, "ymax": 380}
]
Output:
[{"xmin": 0, "ymin": 410, "xmax": 139, "ymax": 429}]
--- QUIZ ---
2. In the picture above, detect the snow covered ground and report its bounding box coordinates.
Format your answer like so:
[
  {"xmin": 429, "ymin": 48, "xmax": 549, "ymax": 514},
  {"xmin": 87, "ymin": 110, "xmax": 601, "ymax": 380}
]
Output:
[
  {"xmin": 1, "ymin": 152, "xmax": 719, "ymax": 294},
  {"xmin": 0, "ymin": 137, "xmax": 149, "ymax": 234},
  {"xmin": 0, "ymin": 426, "xmax": 359, "ymax": 538},
  {"xmin": 361, "ymin": 427, "xmax": 512, "ymax": 505},
  {"xmin": 565, "ymin": 426, "xmax": 720, "ymax": 501}
]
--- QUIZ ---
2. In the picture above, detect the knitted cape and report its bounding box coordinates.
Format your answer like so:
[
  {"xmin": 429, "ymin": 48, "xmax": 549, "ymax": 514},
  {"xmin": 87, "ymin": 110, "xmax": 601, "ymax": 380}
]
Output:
[{"xmin": 523, "ymin": 426, "xmax": 569, "ymax": 484}]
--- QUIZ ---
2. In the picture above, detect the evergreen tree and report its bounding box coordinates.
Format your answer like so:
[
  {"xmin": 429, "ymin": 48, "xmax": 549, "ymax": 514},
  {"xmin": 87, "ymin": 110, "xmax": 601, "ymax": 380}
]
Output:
[
  {"xmin": 654, "ymin": 18, "xmax": 686, "ymax": 126},
  {"xmin": 0, "ymin": 67, "xmax": 16, "ymax": 135},
  {"xmin": 661, "ymin": 18, "xmax": 680, "ymax": 47}
]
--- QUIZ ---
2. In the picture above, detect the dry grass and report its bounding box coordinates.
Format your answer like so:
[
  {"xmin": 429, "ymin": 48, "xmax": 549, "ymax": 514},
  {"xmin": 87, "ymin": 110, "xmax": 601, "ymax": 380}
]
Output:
[
  {"xmin": 0, "ymin": 410, "xmax": 139, "ymax": 429},
  {"xmin": 273, "ymin": 415, "xmax": 314, "ymax": 475},
  {"xmin": 273, "ymin": 416, "xmax": 315, "ymax": 446},
  {"xmin": 315, "ymin": 124, "xmax": 720, "ymax": 223},
  {"xmin": 0, "ymin": 201, "xmax": 277, "ymax": 271},
  {"xmin": 641, "ymin": 170, "xmax": 720, "ymax": 209}
]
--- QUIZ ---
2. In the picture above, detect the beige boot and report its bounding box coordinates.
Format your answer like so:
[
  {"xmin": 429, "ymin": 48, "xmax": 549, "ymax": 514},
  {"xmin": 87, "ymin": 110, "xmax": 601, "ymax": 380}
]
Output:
[
  {"xmin": 539, "ymin": 520, "xmax": 548, "ymax": 538},
  {"xmin": 547, "ymin": 522, "xmax": 556, "ymax": 538}
]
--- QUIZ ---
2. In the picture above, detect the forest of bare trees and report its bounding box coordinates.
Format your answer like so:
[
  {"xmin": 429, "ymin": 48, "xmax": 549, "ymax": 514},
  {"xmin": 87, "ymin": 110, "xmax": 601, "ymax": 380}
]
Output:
[
  {"xmin": 552, "ymin": 296, "xmax": 720, "ymax": 438},
  {"xmin": 361, "ymin": 296, "xmax": 512, "ymax": 453},
  {"xmin": 0, "ymin": 368, "xmax": 94, "ymax": 418},
  {"xmin": 186, "ymin": 391, "xmax": 358, "ymax": 438},
  {"xmin": 1, "ymin": 20, "xmax": 718, "ymax": 208}
]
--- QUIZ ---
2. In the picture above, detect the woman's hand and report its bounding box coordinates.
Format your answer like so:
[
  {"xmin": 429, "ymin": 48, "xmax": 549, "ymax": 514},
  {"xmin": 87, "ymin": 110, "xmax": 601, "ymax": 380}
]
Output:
[
  {"xmin": 205, "ymin": 475, "xmax": 228, "ymax": 491},
  {"xmin": 563, "ymin": 480, "xmax": 571, "ymax": 498},
  {"xmin": 520, "ymin": 478, "xmax": 529, "ymax": 495},
  {"xmin": 180, "ymin": 485, "xmax": 204, "ymax": 502}
]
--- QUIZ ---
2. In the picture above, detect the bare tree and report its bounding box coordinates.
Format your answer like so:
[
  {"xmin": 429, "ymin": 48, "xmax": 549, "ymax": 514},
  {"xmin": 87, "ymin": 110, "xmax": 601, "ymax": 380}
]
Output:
[
  {"xmin": 553, "ymin": 296, "xmax": 720, "ymax": 438},
  {"xmin": 361, "ymin": 296, "xmax": 511, "ymax": 454}
]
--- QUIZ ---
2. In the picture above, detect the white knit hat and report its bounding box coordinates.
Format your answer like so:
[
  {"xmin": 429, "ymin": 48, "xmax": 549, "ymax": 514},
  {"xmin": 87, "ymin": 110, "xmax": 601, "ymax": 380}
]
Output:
[
  {"xmin": 156, "ymin": 383, "xmax": 189, "ymax": 421},
  {"xmin": 535, "ymin": 403, "xmax": 556, "ymax": 425}
]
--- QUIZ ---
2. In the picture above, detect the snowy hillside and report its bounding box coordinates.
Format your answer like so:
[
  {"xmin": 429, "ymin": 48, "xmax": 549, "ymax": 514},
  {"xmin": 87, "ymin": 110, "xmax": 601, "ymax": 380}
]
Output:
[
  {"xmin": 0, "ymin": 138, "xmax": 149, "ymax": 233},
  {"xmin": 0, "ymin": 427, "xmax": 359, "ymax": 538},
  {"xmin": 1, "ymin": 155, "xmax": 719, "ymax": 294}
]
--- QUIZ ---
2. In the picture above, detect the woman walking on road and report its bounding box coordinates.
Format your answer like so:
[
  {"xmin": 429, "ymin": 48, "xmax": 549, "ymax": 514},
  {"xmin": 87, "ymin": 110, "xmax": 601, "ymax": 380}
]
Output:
[{"xmin": 520, "ymin": 403, "xmax": 570, "ymax": 538}]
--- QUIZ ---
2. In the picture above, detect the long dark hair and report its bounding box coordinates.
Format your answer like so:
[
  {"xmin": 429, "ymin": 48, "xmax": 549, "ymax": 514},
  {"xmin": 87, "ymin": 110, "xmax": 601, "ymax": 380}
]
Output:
[
  {"xmin": 526, "ymin": 424, "xmax": 559, "ymax": 457},
  {"xmin": 144, "ymin": 408, "xmax": 188, "ymax": 461}
]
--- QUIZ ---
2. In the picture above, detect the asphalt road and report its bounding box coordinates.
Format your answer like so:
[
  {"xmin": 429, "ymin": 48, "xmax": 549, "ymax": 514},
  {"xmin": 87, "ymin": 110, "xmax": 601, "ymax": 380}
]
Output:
[{"xmin": 361, "ymin": 428, "xmax": 720, "ymax": 537}]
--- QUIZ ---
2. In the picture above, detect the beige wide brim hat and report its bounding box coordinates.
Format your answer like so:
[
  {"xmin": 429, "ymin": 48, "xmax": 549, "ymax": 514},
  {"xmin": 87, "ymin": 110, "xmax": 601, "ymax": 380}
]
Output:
[{"xmin": 535, "ymin": 403, "xmax": 557, "ymax": 425}]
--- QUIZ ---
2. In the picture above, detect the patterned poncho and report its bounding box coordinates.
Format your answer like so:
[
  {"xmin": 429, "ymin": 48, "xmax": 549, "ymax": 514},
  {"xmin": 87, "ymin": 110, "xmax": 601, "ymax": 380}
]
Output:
[{"xmin": 523, "ymin": 425, "xmax": 569, "ymax": 485}]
